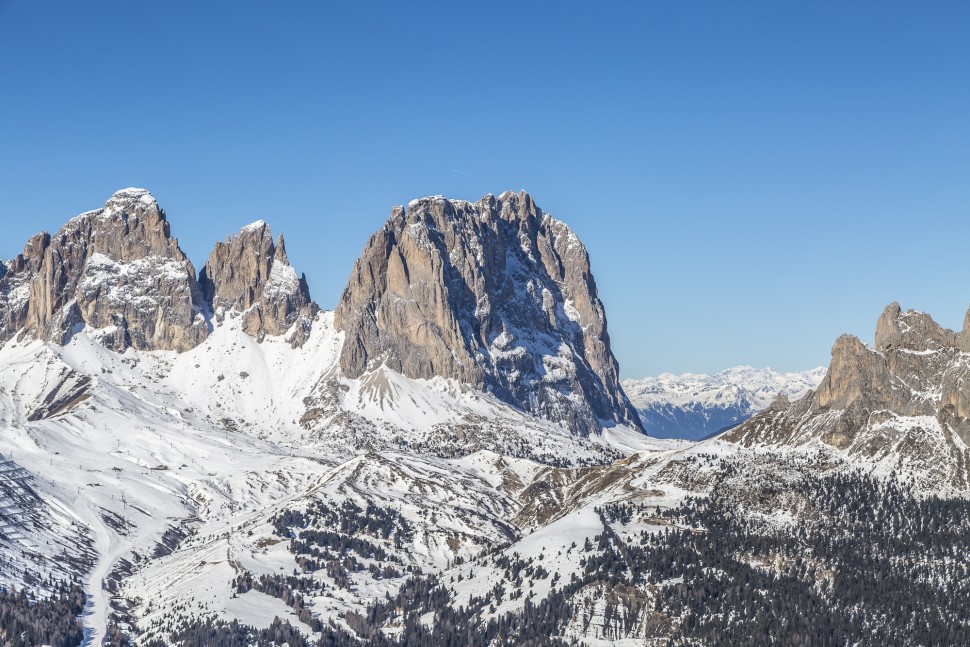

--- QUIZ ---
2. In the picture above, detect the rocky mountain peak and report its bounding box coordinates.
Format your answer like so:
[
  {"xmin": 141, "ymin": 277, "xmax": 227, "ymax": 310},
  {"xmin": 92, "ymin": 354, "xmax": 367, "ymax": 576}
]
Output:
[
  {"xmin": 199, "ymin": 220, "xmax": 316, "ymax": 346},
  {"xmin": 334, "ymin": 191, "xmax": 641, "ymax": 436},
  {"xmin": 12, "ymin": 189, "xmax": 209, "ymax": 351},
  {"xmin": 726, "ymin": 301, "xmax": 970, "ymax": 490},
  {"xmin": 874, "ymin": 302, "xmax": 957, "ymax": 352},
  {"xmin": 0, "ymin": 189, "xmax": 318, "ymax": 352},
  {"xmin": 6, "ymin": 232, "xmax": 50, "ymax": 275},
  {"xmin": 102, "ymin": 186, "xmax": 157, "ymax": 210},
  {"xmin": 274, "ymin": 232, "xmax": 290, "ymax": 263},
  {"xmin": 84, "ymin": 188, "xmax": 186, "ymax": 260},
  {"xmin": 0, "ymin": 233, "xmax": 51, "ymax": 339}
]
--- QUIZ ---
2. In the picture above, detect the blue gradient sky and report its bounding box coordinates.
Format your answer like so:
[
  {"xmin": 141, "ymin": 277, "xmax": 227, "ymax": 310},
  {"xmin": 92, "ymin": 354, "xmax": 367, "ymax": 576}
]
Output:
[{"xmin": 1, "ymin": 2, "xmax": 968, "ymax": 377}]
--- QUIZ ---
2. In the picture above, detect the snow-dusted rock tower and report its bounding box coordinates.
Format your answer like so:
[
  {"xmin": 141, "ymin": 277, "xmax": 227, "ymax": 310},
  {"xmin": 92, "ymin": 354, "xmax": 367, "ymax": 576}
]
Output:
[
  {"xmin": 0, "ymin": 188, "xmax": 208, "ymax": 351},
  {"xmin": 199, "ymin": 220, "xmax": 317, "ymax": 346},
  {"xmin": 0, "ymin": 188, "xmax": 316, "ymax": 351},
  {"xmin": 334, "ymin": 190, "xmax": 642, "ymax": 436}
]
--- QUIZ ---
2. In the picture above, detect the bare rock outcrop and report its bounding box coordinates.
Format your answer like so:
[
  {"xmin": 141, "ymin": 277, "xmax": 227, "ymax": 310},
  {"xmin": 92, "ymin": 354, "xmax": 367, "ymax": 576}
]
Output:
[
  {"xmin": 7, "ymin": 189, "xmax": 209, "ymax": 351},
  {"xmin": 726, "ymin": 303, "xmax": 970, "ymax": 489},
  {"xmin": 199, "ymin": 221, "xmax": 316, "ymax": 345},
  {"xmin": 334, "ymin": 190, "xmax": 641, "ymax": 435},
  {"xmin": 0, "ymin": 232, "xmax": 49, "ymax": 341},
  {"xmin": 874, "ymin": 301, "xmax": 957, "ymax": 351},
  {"xmin": 0, "ymin": 189, "xmax": 320, "ymax": 352}
]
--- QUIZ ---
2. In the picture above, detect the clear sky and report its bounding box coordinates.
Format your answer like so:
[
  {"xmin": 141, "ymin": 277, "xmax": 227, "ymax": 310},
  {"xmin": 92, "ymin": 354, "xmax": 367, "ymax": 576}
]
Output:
[{"xmin": 1, "ymin": 1, "xmax": 968, "ymax": 378}]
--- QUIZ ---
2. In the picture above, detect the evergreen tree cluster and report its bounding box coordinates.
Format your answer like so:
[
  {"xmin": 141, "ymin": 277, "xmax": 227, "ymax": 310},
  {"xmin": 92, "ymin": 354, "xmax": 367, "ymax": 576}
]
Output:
[
  {"xmin": 273, "ymin": 500, "xmax": 413, "ymax": 547},
  {"xmin": 0, "ymin": 582, "xmax": 85, "ymax": 647},
  {"xmin": 113, "ymin": 462, "xmax": 970, "ymax": 647},
  {"xmin": 587, "ymin": 466, "xmax": 970, "ymax": 646}
]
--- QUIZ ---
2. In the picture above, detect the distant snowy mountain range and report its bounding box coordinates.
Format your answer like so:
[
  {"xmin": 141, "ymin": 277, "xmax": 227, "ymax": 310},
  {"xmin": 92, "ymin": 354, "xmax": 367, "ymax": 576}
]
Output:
[{"xmin": 623, "ymin": 366, "xmax": 827, "ymax": 440}]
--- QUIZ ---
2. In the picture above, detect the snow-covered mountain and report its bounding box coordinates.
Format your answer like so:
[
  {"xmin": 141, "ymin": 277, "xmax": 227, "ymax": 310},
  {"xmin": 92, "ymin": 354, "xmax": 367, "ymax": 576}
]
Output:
[
  {"xmin": 0, "ymin": 280, "xmax": 666, "ymax": 645},
  {"xmin": 0, "ymin": 188, "xmax": 651, "ymax": 644},
  {"xmin": 1, "ymin": 189, "xmax": 968, "ymax": 646},
  {"xmin": 622, "ymin": 366, "xmax": 826, "ymax": 440},
  {"xmin": 728, "ymin": 302, "xmax": 970, "ymax": 492},
  {"xmin": 335, "ymin": 191, "xmax": 641, "ymax": 435}
]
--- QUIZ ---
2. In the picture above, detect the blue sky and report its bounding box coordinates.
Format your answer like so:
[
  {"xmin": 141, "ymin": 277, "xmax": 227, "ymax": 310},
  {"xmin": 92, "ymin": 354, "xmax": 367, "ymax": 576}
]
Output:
[{"xmin": 1, "ymin": 1, "xmax": 968, "ymax": 377}]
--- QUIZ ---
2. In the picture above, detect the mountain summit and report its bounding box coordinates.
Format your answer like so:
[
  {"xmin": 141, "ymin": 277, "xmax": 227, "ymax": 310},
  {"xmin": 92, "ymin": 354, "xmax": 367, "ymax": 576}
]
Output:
[
  {"xmin": 0, "ymin": 188, "xmax": 208, "ymax": 351},
  {"xmin": 335, "ymin": 191, "xmax": 641, "ymax": 435},
  {"xmin": 0, "ymin": 188, "xmax": 316, "ymax": 352},
  {"xmin": 727, "ymin": 302, "xmax": 970, "ymax": 490},
  {"xmin": 199, "ymin": 220, "xmax": 317, "ymax": 346}
]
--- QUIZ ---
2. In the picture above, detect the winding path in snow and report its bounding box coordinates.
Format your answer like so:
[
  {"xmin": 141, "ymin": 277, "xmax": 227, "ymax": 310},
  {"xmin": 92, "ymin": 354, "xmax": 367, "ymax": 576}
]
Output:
[{"xmin": 77, "ymin": 497, "xmax": 123, "ymax": 646}]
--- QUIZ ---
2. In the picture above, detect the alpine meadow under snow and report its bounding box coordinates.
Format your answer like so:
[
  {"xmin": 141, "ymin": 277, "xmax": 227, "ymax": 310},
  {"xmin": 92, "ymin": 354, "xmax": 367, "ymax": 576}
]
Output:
[{"xmin": 1, "ymin": 189, "xmax": 969, "ymax": 646}]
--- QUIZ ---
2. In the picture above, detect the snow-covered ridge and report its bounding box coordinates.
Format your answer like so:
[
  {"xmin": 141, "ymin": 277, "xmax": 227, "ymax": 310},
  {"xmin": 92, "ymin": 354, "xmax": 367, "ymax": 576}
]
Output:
[{"xmin": 623, "ymin": 366, "xmax": 826, "ymax": 440}]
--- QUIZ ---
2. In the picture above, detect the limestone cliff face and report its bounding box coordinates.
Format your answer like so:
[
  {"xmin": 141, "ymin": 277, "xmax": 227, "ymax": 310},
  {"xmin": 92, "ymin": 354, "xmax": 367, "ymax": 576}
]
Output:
[
  {"xmin": 199, "ymin": 221, "xmax": 316, "ymax": 346},
  {"xmin": 7, "ymin": 189, "xmax": 209, "ymax": 351},
  {"xmin": 874, "ymin": 302, "xmax": 957, "ymax": 352},
  {"xmin": 0, "ymin": 232, "xmax": 49, "ymax": 341},
  {"xmin": 334, "ymin": 190, "xmax": 642, "ymax": 435},
  {"xmin": 0, "ymin": 188, "xmax": 316, "ymax": 352},
  {"xmin": 726, "ymin": 302, "xmax": 970, "ymax": 489}
]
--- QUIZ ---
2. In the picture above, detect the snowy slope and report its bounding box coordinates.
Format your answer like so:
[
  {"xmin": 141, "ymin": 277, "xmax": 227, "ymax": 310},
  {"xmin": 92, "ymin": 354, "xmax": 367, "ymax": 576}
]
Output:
[
  {"xmin": 4, "ymin": 191, "xmax": 967, "ymax": 646},
  {"xmin": 623, "ymin": 366, "xmax": 826, "ymax": 440},
  {"xmin": 0, "ymin": 311, "xmax": 654, "ymax": 644},
  {"xmin": 0, "ymin": 308, "xmax": 963, "ymax": 646}
]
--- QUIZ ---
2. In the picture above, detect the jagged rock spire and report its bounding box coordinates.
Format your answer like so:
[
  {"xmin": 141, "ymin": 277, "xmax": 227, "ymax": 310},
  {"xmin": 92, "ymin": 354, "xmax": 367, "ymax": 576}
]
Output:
[
  {"xmin": 199, "ymin": 220, "xmax": 317, "ymax": 345},
  {"xmin": 0, "ymin": 189, "xmax": 317, "ymax": 351}
]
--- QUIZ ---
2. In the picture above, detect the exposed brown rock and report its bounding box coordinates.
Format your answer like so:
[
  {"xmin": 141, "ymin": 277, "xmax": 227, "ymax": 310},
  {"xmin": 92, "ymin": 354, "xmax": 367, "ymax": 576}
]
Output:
[
  {"xmin": 958, "ymin": 305, "xmax": 970, "ymax": 352},
  {"xmin": 726, "ymin": 303, "xmax": 970, "ymax": 489},
  {"xmin": 0, "ymin": 232, "xmax": 50, "ymax": 341},
  {"xmin": 199, "ymin": 220, "xmax": 317, "ymax": 345},
  {"xmin": 1, "ymin": 189, "xmax": 321, "ymax": 352},
  {"xmin": 334, "ymin": 190, "xmax": 641, "ymax": 435},
  {"xmin": 13, "ymin": 188, "xmax": 209, "ymax": 351},
  {"xmin": 815, "ymin": 334, "xmax": 892, "ymax": 412},
  {"xmin": 874, "ymin": 302, "xmax": 956, "ymax": 351}
]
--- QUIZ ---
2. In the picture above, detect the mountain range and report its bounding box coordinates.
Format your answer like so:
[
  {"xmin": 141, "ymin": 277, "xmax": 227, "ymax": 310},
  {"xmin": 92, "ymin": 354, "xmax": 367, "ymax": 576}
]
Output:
[
  {"xmin": 0, "ymin": 189, "xmax": 967, "ymax": 646},
  {"xmin": 623, "ymin": 366, "xmax": 827, "ymax": 440}
]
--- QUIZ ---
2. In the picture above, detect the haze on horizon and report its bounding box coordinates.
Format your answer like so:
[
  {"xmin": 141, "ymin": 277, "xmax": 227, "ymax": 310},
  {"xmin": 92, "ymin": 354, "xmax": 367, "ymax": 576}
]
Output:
[{"xmin": 1, "ymin": 1, "xmax": 967, "ymax": 378}]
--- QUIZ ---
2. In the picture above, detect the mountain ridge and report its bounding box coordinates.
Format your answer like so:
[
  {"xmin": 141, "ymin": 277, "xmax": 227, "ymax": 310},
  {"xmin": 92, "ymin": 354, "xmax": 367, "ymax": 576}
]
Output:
[
  {"xmin": 726, "ymin": 302, "xmax": 970, "ymax": 492},
  {"xmin": 623, "ymin": 365, "xmax": 826, "ymax": 439},
  {"xmin": 2, "ymin": 189, "xmax": 968, "ymax": 646},
  {"xmin": 0, "ymin": 187, "xmax": 642, "ymax": 438}
]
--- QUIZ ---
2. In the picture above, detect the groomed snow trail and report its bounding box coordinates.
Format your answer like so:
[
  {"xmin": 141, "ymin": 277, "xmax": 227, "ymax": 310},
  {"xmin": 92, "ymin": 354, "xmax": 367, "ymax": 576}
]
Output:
[{"xmin": 78, "ymin": 498, "xmax": 116, "ymax": 645}]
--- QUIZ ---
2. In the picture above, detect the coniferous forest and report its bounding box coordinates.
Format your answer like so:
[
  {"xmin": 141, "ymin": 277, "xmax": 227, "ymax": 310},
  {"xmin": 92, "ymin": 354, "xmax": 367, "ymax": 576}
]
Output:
[
  {"xmin": 0, "ymin": 583, "xmax": 85, "ymax": 647},
  {"xmin": 89, "ymin": 464, "xmax": 970, "ymax": 646}
]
